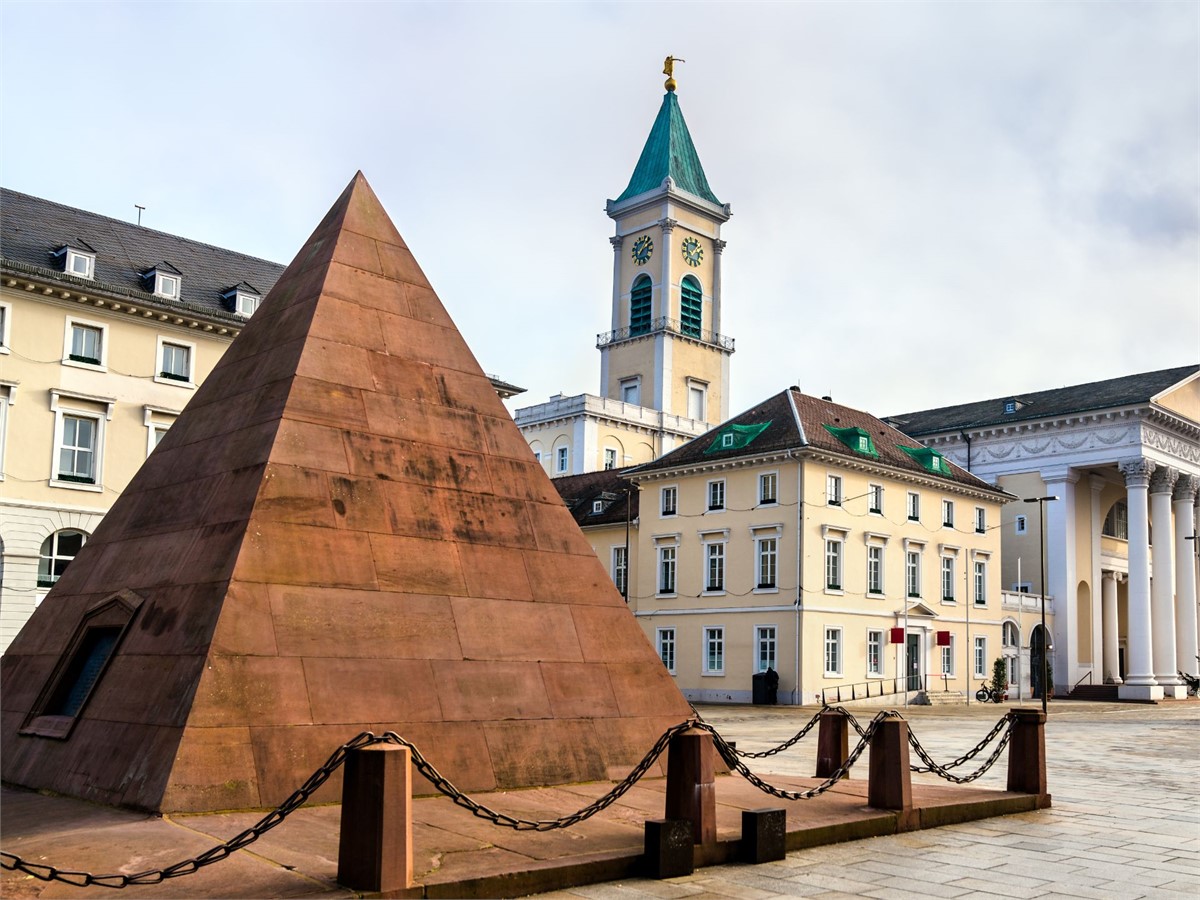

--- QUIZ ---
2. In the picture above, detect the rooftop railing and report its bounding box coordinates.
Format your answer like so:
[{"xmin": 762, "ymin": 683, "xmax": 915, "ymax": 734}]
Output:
[{"xmin": 596, "ymin": 317, "xmax": 735, "ymax": 352}]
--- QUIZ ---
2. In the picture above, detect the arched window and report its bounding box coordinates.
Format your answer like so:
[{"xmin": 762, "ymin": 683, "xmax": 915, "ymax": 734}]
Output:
[
  {"xmin": 38, "ymin": 530, "xmax": 86, "ymax": 588},
  {"xmin": 1102, "ymin": 500, "xmax": 1128, "ymax": 540},
  {"xmin": 1002, "ymin": 621, "xmax": 1019, "ymax": 648},
  {"xmin": 680, "ymin": 275, "xmax": 702, "ymax": 338},
  {"xmin": 630, "ymin": 275, "xmax": 652, "ymax": 336}
]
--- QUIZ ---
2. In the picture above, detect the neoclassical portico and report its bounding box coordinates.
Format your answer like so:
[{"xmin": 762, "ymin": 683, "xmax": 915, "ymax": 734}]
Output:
[{"xmin": 890, "ymin": 366, "xmax": 1200, "ymax": 701}]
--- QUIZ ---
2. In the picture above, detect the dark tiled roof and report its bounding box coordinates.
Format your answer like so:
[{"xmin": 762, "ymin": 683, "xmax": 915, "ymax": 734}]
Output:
[
  {"xmin": 631, "ymin": 388, "xmax": 1006, "ymax": 495},
  {"xmin": 552, "ymin": 468, "xmax": 639, "ymax": 527},
  {"xmin": 887, "ymin": 365, "xmax": 1200, "ymax": 436},
  {"xmin": 0, "ymin": 188, "xmax": 285, "ymax": 321}
]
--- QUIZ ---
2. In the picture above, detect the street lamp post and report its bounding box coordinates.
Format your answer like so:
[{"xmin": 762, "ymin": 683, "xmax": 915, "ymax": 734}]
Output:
[{"xmin": 1024, "ymin": 496, "xmax": 1058, "ymax": 714}]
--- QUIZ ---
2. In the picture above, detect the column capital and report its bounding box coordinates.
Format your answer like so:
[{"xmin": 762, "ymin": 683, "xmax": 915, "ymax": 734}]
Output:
[
  {"xmin": 609, "ymin": 235, "xmax": 624, "ymax": 250},
  {"xmin": 1119, "ymin": 457, "xmax": 1156, "ymax": 488},
  {"xmin": 1172, "ymin": 473, "xmax": 1197, "ymax": 503},
  {"xmin": 658, "ymin": 217, "xmax": 678, "ymax": 234},
  {"xmin": 1040, "ymin": 465, "xmax": 1079, "ymax": 486},
  {"xmin": 1149, "ymin": 466, "xmax": 1179, "ymax": 496},
  {"xmin": 712, "ymin": 239, "xmax": 727, "ymax": 254},
  {"xmin": 1089, "ymin": 474, "xmax": 1108, "ymax": 494}
]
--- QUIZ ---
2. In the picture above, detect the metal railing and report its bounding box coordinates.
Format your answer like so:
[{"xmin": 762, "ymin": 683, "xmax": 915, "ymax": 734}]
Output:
[
  {"xmin": 596, "ymin": 317, "xmax": 735, "ymax": 351},
  {"xmin": 820, "ymin": 675, "xmax": 928, "ymax": 707}
]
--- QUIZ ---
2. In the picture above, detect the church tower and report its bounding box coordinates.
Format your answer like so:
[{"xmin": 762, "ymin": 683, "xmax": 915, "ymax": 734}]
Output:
[
  {"xmin": 599, "ymin": 64, "xmax": 734, "ymax": 425},
  {"xmin": 514, "ymin": 63, "xmax": 733, "ymax": 475}
]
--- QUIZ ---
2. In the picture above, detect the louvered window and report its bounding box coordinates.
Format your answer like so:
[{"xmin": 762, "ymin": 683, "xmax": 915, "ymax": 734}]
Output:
[
  {"xmin": 680, "ymin": 275, "xmax": 702, "ymax": 337},
  {"xmin": 630, "ymin": 275, "xmax": 652, "ymax": 336}
]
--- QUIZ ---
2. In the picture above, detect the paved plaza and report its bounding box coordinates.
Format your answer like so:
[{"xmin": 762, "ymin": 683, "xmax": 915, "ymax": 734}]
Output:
[{"xmin": 535, "ymin": 700, "xmax": 1200, "ymax": 900}]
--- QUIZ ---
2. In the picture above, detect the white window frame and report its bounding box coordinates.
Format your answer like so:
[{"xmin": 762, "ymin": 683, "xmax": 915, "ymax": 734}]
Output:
[
  {"xmin": 942, "ymin": 499, "xmax": 955, "ymax": 528},
  {"xmin": 866, "ymin": 543, "xmax": 884, "ymax": 596},
  {"xmin": 1002, "ymin": 621, "xmax": 1019, "ymax": 648},
  {"xmin": 758, "ymin": 471, "xmax": 778, "ymax": 506},
  {"xmin": 49, "ymin": 391, "xmax": 113, "ymax": 493},
  {"xmin": 941, "ymin": 555, "xmax": 956, "ymax": 603},
  {"xmin": 658, "ymin": 544, "xmax": 677, "ymax": 595},
  {"xmin": 941, "ymin": 636, "xmax": 955, "ymax": 676},
  {"xmin": 907, "ymin": 491, "xmax": 920, "ymax": 522},
  {"xmin": 826, "ymin": 473, "xmax": 842, "ymax": 506},
  {"xmin": 1015, "ymin": 515, "xmax": 1028, "ymax": 535},
  {"xmin": 235, "ymin": 290, "xmax": 261, "ymax": 317},
  {"xmin": 611, "ymin": 545, "xmax": 628, "ymax": 597},
  {"xmin": 660, "ymin": 485, "xmax": 678, "ymax": 517},
  {"xmin": 702, "ymin": 626, "xmax": 725, "ymax": 675},
  {"xmin": 975, "ymin": 507, "xmax": 987, "ymax": 534},
  {"xmin": 824, "ymin": 537, "xmax": 843, "ymax": 591},
  {"xmin": 974, "ymin": 636, "xmax": 987, "ymax": 679},
  {"xmin": 974, "ymin": 556, "xmax": 988, "ymax": 606},
  {"xmin": 555, "ymin": 445, "xmax": 569, "ymax": 474},
  {"xmin": 707, "ymin": 479, "xmax": 725, "ymax": 511},
  {"xmin": 906, "ymin": 547, "xmax": 922, "ymax": 598},
  {"xmin": 755, "ymin": 625, "xmax": 777, "ymax": 673},
  {"xmin": 867, "ymin": 629, "xmax": 884, "ymax": 676},
  {"xmin": 620, "ymin": 377, "xmax": 641, "ymax": 406},
  {"xmin": 824, "ymin": 627, "xmax": 842, "ymax": 677},
  {"xmin": 0, "ymin": 300, "xmax": 10, "ymax": 353},
  {"xmin": 657, "ymin": 627, "xmax": 676, "ymax": 674},
  {"xmin": 603, "ymin": 448, "xmax": 617, "ymax": 470},
  {"xmin": 153, "ymin": 271, "xmax": 181, "ymax": 299},
  {"xmin": 155, "ymin": 336, "xmax": 196, "ymax": 387},
  {"xmin": 703, "ymin": 539, "xmax": 726, "ymax": 593},
  {"xmin": 62, "ymin": 316, "xmax": 108, "ymax": 371},
  {"xmin": 868, "ymin": 483, "xmax": 883, "ymax": 515},
  {"xmin": 65, "ymin": 248, "xmax": 96, "ymax": 279},
  {"xmin": 0, "ymin": 382, "xmax": 13, "ymax": 479},
  {"xmin": 755, "ymin": 534, "xmax": 779, "ymax": 591},
  {"xmin": 144, "ymin": 405, "xmax": 178, "ymax": 458}
]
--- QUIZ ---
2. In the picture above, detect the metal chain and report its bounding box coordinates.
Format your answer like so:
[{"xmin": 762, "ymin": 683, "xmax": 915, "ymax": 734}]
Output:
[
  {"xmin": 907, "ymin": 714, "xmax": 1016, "ymax": 783},
  {"xmin": 0, "ymin": 722, "xmax": 698, "ymax": 887},
  {"xmin": 692, "ymin": 712, "xmax": 887, "ymax": 801},
  {"xmin": 693, "ymin": 708, "xmax": 825, "ymax": 758}
]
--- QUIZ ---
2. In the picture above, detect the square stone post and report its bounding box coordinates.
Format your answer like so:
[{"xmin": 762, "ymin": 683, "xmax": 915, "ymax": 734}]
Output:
[
  {"xmin": 664, "ymin": 727, "xmax": 716, "ymax": 846},
  {"xmin": 1006, "ymin": 708, "xmax": 1048, "ymax": 797},
  {"xmin": 815, "ymin": 710, "xmax": 850, "ymax": 779},
  {"xmin": 337, "ymin": 744, "xmax": 413, "ymax": 893},
  {"xmin": 866, "ymin": 714, "xmax": 911, "ymax": 814}
]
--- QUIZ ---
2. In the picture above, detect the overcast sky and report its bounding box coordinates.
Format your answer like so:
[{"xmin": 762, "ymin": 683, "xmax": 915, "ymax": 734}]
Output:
[{"xmin": 2, "ymin": 1, "xmax": 1196, "ymax": 419}]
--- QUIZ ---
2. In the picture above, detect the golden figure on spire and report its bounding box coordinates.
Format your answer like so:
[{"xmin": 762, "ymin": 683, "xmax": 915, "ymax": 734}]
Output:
[{"xmin": 663, "ymin": 55, "xmax": 685, "ymax": 92}]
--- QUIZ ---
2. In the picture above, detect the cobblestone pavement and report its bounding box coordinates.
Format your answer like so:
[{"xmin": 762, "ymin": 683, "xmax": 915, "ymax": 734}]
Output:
[{"xmin": 533, "ymin": 700, "xmax": 1200, "ymax": 900}]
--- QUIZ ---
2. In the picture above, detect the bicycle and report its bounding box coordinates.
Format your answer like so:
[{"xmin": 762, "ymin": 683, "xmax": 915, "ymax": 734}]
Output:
[{"xmin": 975, "ymin": 682, "xmax": 1006, "ymax": 703}]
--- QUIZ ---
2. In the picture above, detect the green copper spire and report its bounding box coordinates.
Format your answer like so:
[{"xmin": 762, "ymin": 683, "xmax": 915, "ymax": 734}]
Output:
[{"xmin": 616, "ymin": 92, "xmax": 721, "ymax": 205}]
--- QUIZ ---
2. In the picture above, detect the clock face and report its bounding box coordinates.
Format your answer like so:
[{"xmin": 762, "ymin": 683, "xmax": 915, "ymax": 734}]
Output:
[
  {"xmin": 631, "ymin": 234, "xmax": 654, "ymax": 266},
  {"xmin": 681, "ymin": 236, "xmax": 703, "ymax": 267}
]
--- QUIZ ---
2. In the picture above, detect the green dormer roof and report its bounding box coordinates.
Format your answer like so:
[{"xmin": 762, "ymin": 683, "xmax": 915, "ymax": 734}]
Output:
[
  {"xmin": 616, "ymin": 92, "xmax": 720, "ymax": 205},
  {"xmin": 704, "ymin": 422, "xmax": 771, "ymax": 454},
  {"xmin": 823, "ymin": 425, "xmax": 880, "ymax": 459},
  {"xmin": 898, "ymin": 445, "xmax": 953, "ymax": 477}
]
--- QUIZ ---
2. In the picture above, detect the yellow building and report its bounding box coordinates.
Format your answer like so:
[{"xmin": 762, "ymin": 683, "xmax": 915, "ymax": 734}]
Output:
[
  {"xmin": 0, "ymin": 188, "xmax": 285, "ymax": 652},
  {"xmin": 516, "ymin": 74, "xmax": 733, "ymax": 474},
  {"xmin": 558, "ymin": 389, "xmax": 1032, "ymax": 706}
]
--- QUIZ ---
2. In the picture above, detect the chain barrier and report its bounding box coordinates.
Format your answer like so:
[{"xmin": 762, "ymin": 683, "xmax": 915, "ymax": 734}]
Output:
[
  {"xmin": 0, "ymin": 709, "xmax": 1019, "ymax": 888},
  {"xmin": 908, "ymin": 712, "xmax": 1016, "ymax": 784}
]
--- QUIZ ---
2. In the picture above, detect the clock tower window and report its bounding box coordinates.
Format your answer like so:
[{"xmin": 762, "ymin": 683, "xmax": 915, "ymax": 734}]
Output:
[
  {"xmin": 630, "ymin": 275, "xmax": 652, "ymax": 336},
  {"xmin": 681, "ymin": 275, "xmax": 702, "ymax": 338}
]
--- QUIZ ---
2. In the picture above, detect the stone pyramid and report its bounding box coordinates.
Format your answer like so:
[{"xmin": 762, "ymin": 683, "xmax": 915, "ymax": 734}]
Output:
[{"xmin": 0, "ymin": 174, "xmax": 692, "ymax": 812}]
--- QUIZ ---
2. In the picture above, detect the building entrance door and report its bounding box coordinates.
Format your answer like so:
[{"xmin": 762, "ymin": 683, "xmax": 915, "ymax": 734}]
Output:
[{"xmin": 906, "ymin": 633, "xmax": 921, "ymax": 691}]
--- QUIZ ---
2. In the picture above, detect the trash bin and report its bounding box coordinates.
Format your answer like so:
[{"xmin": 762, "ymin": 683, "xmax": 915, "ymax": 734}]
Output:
[{"xmin": 752, "ymin": 672, "xmax": 768, "ymax": 705}]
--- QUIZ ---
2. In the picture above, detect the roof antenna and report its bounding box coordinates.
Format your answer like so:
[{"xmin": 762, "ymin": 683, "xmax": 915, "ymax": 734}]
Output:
[{"xmin": 135, "ymin": 204, "xmax": 145, "ymax": 226}]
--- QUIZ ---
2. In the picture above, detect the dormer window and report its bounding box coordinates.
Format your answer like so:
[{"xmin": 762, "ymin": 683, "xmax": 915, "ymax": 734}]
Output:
[
  {"xmin": 142, "ymin": 263, "xmax": 183, "ymax": 300},
  {"xmin": 222, "ymin": 283, "xmax": 263, "ymax": 318},
  {"xmin": 899, "ymin": 445, "xmax": 952, "ymax": 477},
  {"xmin": 823, "ymin": 424, "xmax": 880, "ymax": 459},
  {"xmin": 1003, "ymin": 398, "xmax": 1027, "ymax": 415},
  {"xmin": 52, "ymin": 243, "xmax": 96, "ymax": 280}
]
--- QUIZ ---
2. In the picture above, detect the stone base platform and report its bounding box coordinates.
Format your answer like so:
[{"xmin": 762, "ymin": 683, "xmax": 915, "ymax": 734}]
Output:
[{"xmin": 1, "ymin": 772, "xmax": 1048, "ymax": 899}]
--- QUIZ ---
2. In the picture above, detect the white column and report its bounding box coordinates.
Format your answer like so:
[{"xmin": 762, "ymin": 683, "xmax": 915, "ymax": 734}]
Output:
[
  {"xmin": 1088, "ymin": 474, "xmax": 1105, "ymax": 675},
  {"xmin": 1042, "ymin": 468, "xmax": 1078, "ymax": 694},
  {"xmin": 608, "ymin": 235, "xmax": 624, "ymax": 331},
  {"xmin": 1173, "ymin": 475, "xmax": 1198, "ymax": 678},
  {"xmin": 1101, "ymin": 571, "xmax": 1122, "ymax": 684},
  {"xmin": 711, "ymin": 238, "xmax": 726, "ymax": 335},
  {"xmin": 1149, "ymin": 467, "xmax": 1183, "ymax": 697},
  {"xmin": 1118, "ymin": 458, "xmax": 1162, "ymax": 700}
]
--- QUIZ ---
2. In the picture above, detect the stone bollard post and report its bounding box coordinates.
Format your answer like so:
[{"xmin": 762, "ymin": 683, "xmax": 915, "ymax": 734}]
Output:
[
  {"xmin": 866, "ymin": 714, "xmax": 912, "ymax": 813},
  {"xmin": 1006, "ymin": 709, "xmax": 1048, "ymax": 795},
  {"xmin": 337, "ymin": 744, "xmax": 413, "ymax": 893},
  {"xmin": 664, "ymin": 727, "xmax": 716, "ymax": 846},
  {"xmin": 815, "ymin": 710, "xmax": 850, "ymax": 779}
]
